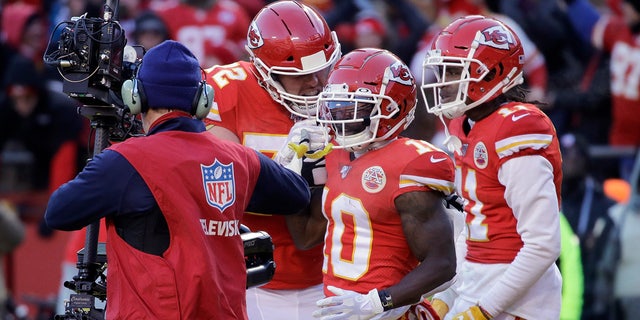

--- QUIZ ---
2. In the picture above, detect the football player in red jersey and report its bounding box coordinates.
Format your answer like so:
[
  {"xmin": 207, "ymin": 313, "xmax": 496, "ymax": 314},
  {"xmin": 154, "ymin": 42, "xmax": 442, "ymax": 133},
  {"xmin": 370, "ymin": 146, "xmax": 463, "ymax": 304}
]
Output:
[
  {"xmin": 283, "ymin": 48, "xmax": 459, "ymax": 320},
  {"xmin": 203, "ymin": 1, "xmax": 342, "ymax": 319},
  {"xmin": 153, "ymin": 0, "xmax": 250, "ymax": 65},
  {"xmin": 420, "ymin": 15, "xmax": 563, "ymax": 320}
]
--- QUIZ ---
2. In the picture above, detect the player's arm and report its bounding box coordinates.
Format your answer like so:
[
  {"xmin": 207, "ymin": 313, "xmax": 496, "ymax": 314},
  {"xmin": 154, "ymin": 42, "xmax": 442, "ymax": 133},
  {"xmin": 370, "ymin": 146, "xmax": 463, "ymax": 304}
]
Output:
[
  {"xmin": 431, "ymin": 207, "xmax": 467, "ymax": 316},
  {"xmin": 478, "ymin": 155, "xmax": 561, "ymax": 316},
  {"xmin": 246, "ymin": 151, "xmax": 311, "ymax": 216},
  {"xmin": 314, "ymin": 189, "xmax": 457, "ymax": 319},
  {"xmin": 285, "ymin": 187, "xmax": 326, "ymax": 250},
  {"xmin": 204, "ymin": 63, "xmax": 244, "ymax": 144},
  {"xmin": 207, "ymin": 125, "xmax": 240, "ymax": 143},
  {"xmin": 384, "ymin": 190, "xmax": 457, "ymax": 308}
]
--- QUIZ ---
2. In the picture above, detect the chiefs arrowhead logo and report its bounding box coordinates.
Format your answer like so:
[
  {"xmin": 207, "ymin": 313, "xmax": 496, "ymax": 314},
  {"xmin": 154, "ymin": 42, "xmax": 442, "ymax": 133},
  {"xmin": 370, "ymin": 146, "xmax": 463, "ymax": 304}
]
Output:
[
  {"xmin": 247, "ymin": 22, "xmax": 264, "ymax": 49},
  {"xmin": 479, "ymin": 25, "xmax": 515, "ymax": 50},
  {"xmin": 387, "ymin": 61, "xmax": 414, "ymax": 86}
]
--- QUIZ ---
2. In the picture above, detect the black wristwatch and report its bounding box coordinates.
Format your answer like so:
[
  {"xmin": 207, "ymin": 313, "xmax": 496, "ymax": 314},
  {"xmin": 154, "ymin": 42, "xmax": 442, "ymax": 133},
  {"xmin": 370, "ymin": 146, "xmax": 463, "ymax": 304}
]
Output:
[{"xmin": 378, "ymin": 289, "xmax": 394, "ymax": 311}]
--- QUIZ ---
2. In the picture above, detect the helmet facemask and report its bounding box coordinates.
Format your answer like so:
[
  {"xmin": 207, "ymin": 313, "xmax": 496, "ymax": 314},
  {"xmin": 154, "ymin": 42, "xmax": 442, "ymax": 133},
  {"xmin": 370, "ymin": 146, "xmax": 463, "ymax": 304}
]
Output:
[
  {"xmin": 249, "ymin": 32, "xmax": 342, "ymax": 119},
  {"xmin": 421, "ymin": 27, "xmax": 524, "ymax": 119},
  {"xmin": 318, "ymin": 84, "xmax": 400, "ymax": 152}
]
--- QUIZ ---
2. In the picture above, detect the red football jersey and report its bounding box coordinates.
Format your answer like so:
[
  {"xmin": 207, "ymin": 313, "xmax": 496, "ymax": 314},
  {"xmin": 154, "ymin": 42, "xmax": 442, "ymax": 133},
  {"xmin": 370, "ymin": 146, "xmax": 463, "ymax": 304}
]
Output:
[
  {"xmin": 321, "ymin": 138, "xmax": 455, "ymax": 294},
  {"xmin": 449, "ymin": 102, "xmax": 562, "ymax": 263},
  {"xmin": 592, "ymin": 16, "xmax": 640, "ymax": 145},
  {"xmin": 204, "ymin": 61, "xmax": 323, "ymax": 290},
  {"xmin": 155, "ymin": 0, "xmax": 249, "ymax": 65}
]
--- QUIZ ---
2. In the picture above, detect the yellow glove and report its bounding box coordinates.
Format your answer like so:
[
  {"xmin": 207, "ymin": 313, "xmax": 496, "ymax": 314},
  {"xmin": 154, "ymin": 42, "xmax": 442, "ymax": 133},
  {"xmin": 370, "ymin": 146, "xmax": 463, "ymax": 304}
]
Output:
[
  {"xmin": 282, "ymin": 128, "xmax": 333, "ymax": 187},
  {"xmin": 274, "ymin": 119, "xmax": 330, "ymax": 165},
  {"xmin": 430, "ymin": 299, "xmax": 449, "ymax": 318},
  {"xmin": 452, "ymin": 305, "xmax": 492, "ymax": 320},
  {"xmin": 288, "ymin": 137, "xmax": 333, "ymax": 159}
]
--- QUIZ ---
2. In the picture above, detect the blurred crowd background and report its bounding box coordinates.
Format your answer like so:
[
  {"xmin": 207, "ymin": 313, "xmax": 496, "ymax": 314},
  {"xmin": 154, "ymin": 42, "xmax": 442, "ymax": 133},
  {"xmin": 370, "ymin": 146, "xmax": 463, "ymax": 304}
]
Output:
[{"xmin": 0, "ymin": 0, "xmax": 639, "ymax": 319}]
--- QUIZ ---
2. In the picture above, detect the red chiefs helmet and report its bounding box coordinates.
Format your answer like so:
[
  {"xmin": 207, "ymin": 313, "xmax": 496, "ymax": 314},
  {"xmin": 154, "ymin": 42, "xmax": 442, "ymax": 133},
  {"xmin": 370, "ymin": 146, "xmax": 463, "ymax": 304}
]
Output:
[
  {"xmin": 317, "ymin": 48, "xmax": 417, "ymax": 152},
  {"xmin": 421, "ymin": 15, "xmax": 524, "ymax": 119},
  {"xmin": 246, "ymin": 0, "xmax": 341, "ymax": 118}
]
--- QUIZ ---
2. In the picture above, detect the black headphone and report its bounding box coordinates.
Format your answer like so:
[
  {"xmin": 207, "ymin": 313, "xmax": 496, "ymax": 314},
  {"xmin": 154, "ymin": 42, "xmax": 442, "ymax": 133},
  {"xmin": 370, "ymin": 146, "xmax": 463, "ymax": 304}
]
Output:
[{"xmin": 121, "ymin": 71, "xmax": 214, "ymax": 119}]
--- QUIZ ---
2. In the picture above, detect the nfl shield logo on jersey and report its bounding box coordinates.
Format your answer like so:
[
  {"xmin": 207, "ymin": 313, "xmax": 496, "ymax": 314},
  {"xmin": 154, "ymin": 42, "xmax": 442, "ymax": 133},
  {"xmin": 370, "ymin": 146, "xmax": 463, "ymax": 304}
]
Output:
[{"xmin": 202, "ymin": 160, "xmax": 236, "ymax": 211}]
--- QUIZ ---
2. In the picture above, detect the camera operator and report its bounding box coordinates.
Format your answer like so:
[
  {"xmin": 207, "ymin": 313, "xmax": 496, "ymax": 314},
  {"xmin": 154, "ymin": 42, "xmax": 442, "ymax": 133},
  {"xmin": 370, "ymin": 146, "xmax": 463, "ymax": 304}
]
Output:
[{"xmin": 44, "ymin": 40, "xmax": 311, "ymax": 319}]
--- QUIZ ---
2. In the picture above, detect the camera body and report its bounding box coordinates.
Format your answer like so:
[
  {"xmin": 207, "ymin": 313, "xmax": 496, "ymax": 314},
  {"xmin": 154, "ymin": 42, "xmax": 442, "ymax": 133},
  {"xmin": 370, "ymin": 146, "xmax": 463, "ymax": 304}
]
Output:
[
  {"xmin": 45, "ymin": 10, "xmax": 140, "ymax": 107},
  {"xmin": 58, "ymin": 15, "xmax": 125, "ymax": 106},
  {"xmin": 44, "ymin": 2, "xmax": 145, "ymax": 141},
  {"xmin": 242, "ymin": 230, "xmax": 276, "ymax": 288}
]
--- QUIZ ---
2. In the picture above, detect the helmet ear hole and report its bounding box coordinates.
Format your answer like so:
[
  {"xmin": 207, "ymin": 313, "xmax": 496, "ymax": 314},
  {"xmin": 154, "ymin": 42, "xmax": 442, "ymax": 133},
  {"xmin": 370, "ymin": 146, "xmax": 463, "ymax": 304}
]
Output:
[
  {"xmin": 484, "ymin": 69, "xmax": 496, "ymax": 82},
  {"xmin": 496, "ymin": 62, "xmax": 505, "ymax": 76}
]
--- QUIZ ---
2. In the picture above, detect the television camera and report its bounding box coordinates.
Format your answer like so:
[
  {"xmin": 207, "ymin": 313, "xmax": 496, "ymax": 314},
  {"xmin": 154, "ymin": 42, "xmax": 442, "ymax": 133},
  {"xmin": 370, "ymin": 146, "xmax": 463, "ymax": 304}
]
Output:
[
  {"xmin": 43, "ymin": 0, "xmax": 143, "ymax": 142},
  {"xmin": 43, "ymin": 1, "xmax": 276, "ymax": 319}
]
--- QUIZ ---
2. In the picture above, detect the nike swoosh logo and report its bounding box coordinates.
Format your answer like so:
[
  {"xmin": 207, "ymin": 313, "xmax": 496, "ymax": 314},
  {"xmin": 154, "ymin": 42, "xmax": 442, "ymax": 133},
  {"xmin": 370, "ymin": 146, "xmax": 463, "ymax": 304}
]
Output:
[
  {"xmin": 512, "ymin": 113, "xmax": 530, "ymax": 121},
  {"xmin": 430, "ymin": 156, "xmax": 447, "ymax": 163}
]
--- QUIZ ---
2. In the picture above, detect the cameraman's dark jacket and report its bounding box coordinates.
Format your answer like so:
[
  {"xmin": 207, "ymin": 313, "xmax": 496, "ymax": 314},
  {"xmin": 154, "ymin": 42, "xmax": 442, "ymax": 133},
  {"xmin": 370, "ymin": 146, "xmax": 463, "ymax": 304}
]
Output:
[{"xmin": 44, "ymin": 113, "xmax": 311, "ymax": 319}]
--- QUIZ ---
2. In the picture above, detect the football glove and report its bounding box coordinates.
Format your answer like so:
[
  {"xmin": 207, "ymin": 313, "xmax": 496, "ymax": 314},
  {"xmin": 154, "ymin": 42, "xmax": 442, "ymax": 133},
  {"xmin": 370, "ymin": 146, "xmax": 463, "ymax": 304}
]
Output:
[
  {"xmin": 313, "ymin": 286, "xmax": 384, "ymax": 320},
  {"xmin": 429, "ymin": 299, "xmax": 449, "ymax": 318},
  {"xmin": 452, "ymin": 305, "xmax": 492, "ymax": 320},
  {"xmin": 274, "ymin": 119, "xmax": 332, "ymax": 187},
  {"xmin": 443, "ymin": 193, "xmax": 466, "ymax": 212},
  {"xmin": 274, "ymin": 119, "xmax": 329, "ymax": 166},
  {"xmin": 410, "ymin": 298, "xmax": 442, "ymax": 320}
]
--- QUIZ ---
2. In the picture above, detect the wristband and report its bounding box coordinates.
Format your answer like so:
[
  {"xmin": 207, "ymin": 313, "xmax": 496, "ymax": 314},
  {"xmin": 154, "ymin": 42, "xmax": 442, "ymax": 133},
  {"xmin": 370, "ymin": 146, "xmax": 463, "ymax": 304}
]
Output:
[{"xmin": 378, "ymin": 289, "xmax": 394, "ymax": 311}]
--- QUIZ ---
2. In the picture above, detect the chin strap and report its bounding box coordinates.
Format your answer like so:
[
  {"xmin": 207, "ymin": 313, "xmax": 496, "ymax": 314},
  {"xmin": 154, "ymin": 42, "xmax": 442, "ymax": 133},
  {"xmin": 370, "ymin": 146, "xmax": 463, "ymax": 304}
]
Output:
[{"xmin": 439, "ymin": 115, "xmax": 463, "ymax": 155}]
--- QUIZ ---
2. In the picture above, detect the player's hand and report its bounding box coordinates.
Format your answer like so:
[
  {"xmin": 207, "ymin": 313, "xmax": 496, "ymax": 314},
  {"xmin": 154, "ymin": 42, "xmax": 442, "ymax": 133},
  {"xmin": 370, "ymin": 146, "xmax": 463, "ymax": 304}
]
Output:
[
  {"xmin": 411, "ymin": 298, "xmax": 442, "ymax": 320},
  {"xmin": 443, "ymin": 193, "xmax": 466, "ymax": 212},
  {"xmin": 452, "ymin": 305, "xmax": 492, "ymax": 320},
  {"xmin": 313, "ymin": 286, "xmax": 384, "ymax": 320},
  {"xmin": 430, "ymin": 299, "xmax": 449, "ymax": 318},
  {"xmin": 275, "ymin": 119, "xmax": 332, "ymax": 187},
  {"xmin": 274, "ymin": 119, "xmax": 329, "ymax": 165}
]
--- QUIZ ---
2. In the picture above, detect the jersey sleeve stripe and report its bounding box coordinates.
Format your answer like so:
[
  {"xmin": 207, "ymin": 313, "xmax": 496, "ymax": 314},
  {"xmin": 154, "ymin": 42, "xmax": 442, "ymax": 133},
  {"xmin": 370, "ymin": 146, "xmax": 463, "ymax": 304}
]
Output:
[
  {"xmin": 495, "ymin": 133, "xmax": 553, "ymax": 158},
  {"xmin": 206, "ymin": 103, "xmax": 222, "ymax": 122},
  {"xmin": 399, "ymin": 175, "xmax": 455, "ymax": 194}
]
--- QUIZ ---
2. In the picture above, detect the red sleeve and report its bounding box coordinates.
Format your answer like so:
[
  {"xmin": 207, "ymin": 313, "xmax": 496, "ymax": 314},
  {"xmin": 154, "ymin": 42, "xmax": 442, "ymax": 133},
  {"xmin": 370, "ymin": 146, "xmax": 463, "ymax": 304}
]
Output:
[
  {"xmin": 393, "ymin": 140, "xmax": 456, "ymax": 201},
  {"xmin": 493, "ymin": 104, "xmax": 558, "ymax": 164}
]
